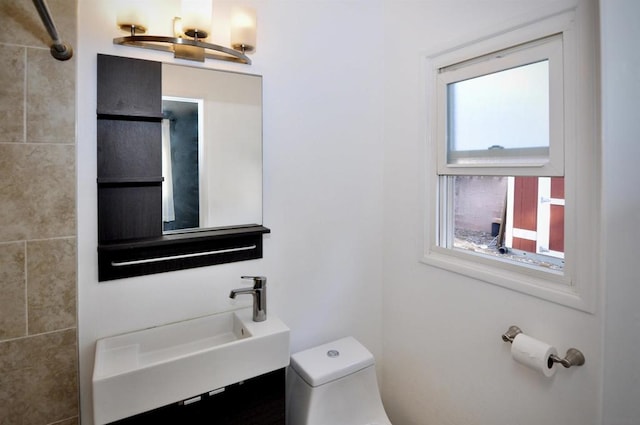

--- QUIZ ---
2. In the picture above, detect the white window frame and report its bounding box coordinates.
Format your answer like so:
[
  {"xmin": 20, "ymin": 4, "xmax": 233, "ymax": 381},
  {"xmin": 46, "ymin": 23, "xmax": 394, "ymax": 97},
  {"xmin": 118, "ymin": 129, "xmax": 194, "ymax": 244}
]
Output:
[{"xmin": 422, "ymin": 10, "xmax": 599, "ymax": 312}]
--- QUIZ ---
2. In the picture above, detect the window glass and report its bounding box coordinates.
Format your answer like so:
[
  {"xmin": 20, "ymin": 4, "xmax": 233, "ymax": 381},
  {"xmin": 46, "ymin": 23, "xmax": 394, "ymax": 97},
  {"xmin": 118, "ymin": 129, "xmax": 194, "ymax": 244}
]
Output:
[
  {"xmin": 446, "ymin": 61, "xmax": 550, "ymax": 166},
  {"xmin": 447, "ymin": 176, "xmax": 565, "ymax": 272}
]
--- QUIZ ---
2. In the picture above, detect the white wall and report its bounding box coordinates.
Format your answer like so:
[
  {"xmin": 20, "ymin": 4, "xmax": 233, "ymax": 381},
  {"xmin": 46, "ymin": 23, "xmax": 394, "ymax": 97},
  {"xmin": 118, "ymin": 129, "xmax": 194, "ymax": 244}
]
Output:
[
  {"xmin": 380, "ymin": 1, "xmax": 604, "ymax": 424},
  {"xmin": 77, "ymin": 1, "xmax": 384, "ymax": 424},
  {"xmin": 600, "ymin": 0, "xmax": 640, "ymax": 423}
]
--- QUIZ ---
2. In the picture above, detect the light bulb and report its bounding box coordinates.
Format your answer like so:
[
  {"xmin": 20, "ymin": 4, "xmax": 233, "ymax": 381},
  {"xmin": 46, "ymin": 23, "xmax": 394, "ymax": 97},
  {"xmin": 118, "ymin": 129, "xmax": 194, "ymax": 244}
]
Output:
[
  {"xmin": 116, "ymin": 1, "xmax": 148, "ymax": 34},
  {"xmin": 181, "ymin": 0, "xmax": 212, "ymax": 39},
  {"xmin": 231, "ymin": 6, "xmax": 257, "ymax": 52}
]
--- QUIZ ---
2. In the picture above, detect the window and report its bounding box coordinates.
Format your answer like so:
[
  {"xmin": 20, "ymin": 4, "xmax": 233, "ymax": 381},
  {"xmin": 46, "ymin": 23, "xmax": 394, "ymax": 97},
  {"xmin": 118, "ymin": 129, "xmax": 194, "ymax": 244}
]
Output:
[
  {"xmin": 423, "ymin": 11, "xmax": 599, "ymax": 311},
  {"xmin": 437, "ymin": 35, "xmax": 564, "ymax": 176}
]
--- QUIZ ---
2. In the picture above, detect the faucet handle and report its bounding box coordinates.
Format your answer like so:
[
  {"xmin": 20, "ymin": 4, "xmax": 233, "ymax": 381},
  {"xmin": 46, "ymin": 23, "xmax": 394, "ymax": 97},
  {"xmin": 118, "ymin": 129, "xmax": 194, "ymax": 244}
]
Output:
[{"xmin": 241, "ymin": 275, "xmax": 267, "ymax": 288}]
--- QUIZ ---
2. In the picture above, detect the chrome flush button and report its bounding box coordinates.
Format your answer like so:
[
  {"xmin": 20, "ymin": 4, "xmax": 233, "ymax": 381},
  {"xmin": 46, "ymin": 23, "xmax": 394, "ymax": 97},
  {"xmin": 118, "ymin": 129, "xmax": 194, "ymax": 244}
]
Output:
[{"xmin": 327, "ymin": 349, "xmax": 340, "ymax": 358}]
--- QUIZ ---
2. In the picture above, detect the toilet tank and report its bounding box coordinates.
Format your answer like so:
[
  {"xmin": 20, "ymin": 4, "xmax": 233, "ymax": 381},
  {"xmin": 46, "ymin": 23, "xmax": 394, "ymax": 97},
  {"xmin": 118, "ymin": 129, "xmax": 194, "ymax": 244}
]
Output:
[
  {"xmin": 287, "ymin": 337, "xmax": 390, "ymax": 425},
  {"xmin": 290, "ymin": 336, "xmax": 375, "ymax": 386}
]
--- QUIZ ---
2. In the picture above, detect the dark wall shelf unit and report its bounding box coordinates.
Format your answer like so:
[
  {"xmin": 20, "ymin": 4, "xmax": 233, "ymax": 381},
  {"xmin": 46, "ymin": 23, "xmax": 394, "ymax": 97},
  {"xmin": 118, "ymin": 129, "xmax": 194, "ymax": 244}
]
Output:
[
  {"xmin": 98, "ymin": 225, "xmax": 270, "ymax": 281},
  {"xmin": 97, "ymin": 54, "xmax": 269, "ymax": 281}
]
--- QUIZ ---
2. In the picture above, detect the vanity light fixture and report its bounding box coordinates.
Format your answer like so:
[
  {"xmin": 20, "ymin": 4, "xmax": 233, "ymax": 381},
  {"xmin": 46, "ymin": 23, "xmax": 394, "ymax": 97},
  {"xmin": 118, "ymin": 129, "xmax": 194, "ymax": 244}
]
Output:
[{"xmin": 114, "ymin": 2, "xmax": 256, "ymax": 65}]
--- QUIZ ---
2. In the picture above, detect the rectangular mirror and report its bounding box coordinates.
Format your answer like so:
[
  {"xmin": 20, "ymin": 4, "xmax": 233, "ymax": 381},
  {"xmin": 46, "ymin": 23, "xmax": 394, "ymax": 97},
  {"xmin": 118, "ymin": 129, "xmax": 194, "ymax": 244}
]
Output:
[
  {"xmin": 97, "ymin": 54, "xmax": 268, "ymax": 281},
  {"xmin": 162, "ymin": 64, "xmax": 263, "ymax": 233}
]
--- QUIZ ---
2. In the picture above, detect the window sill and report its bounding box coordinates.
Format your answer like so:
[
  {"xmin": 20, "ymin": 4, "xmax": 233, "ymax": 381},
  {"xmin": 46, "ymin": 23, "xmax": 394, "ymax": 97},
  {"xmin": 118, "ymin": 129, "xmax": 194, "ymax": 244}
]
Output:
[{"xmin": 422, "ymin": 246, "xmax": 594, "ymax": 313}]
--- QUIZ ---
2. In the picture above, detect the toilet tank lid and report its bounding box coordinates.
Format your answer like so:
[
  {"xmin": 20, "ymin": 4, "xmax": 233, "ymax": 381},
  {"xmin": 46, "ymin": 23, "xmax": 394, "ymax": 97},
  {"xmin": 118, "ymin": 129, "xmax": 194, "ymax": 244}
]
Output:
[{"xmin": 290, "ymin": 336, "xmax": 375, "ymax": 387}]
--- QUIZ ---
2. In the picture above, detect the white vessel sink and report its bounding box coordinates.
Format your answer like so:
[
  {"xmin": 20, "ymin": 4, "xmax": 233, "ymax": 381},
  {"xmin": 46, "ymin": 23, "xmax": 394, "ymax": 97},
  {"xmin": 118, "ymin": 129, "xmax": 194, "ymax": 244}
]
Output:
[{"xmin": 92, "ymin": 308, "xmax": 290, "ymax": 424}]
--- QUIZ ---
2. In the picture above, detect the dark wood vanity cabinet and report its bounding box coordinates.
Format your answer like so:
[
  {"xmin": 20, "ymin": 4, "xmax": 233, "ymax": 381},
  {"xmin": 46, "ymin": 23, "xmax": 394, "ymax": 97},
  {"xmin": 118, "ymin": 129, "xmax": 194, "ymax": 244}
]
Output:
[
  {"xmin": 96, "ymin": 54, "xmax": 269, "ymax": 281},
  {"xmin": 109, "ymin": 369, "xmax": 285, "ymax": 425}
]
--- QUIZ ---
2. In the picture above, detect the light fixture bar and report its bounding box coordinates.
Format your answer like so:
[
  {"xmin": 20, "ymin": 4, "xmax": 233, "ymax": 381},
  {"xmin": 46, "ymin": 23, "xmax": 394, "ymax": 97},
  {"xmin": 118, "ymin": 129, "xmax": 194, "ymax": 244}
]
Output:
[{"xmin": 113, "ymin": 35, "xmax": 252, "ymax": 65}]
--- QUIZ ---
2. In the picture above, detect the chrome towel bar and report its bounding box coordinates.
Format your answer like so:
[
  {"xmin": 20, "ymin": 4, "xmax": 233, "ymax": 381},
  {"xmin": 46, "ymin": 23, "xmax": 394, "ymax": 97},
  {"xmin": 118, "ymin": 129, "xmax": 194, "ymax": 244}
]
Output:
[{"xmin": 111, "ymin": 245, "xmax": 257, "ymax": 267}]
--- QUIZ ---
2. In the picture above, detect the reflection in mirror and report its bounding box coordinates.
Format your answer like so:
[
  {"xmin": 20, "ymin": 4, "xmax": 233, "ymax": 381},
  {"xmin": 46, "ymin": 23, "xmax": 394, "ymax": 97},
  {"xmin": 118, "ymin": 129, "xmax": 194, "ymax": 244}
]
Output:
[
  {"xmin": 162, "ymin": 97, "xmax": 203, "ymax": 232},
  {"xmin": 162, "ymin": 64, "xmax": 263, "ymax": 234}
]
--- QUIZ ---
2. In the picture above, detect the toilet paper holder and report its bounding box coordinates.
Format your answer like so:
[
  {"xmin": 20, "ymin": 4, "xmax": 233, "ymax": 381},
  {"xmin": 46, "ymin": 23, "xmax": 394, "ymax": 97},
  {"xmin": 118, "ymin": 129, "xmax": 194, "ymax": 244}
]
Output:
[{"xmin": 501, "ymin": 325, "xmax": 586, "ymax": 368}]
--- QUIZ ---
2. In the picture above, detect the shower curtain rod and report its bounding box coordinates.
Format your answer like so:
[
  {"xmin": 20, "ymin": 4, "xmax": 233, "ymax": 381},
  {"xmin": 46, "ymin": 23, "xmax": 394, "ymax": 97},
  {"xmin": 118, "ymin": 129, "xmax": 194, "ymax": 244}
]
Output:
[{"xmin": 32, "ymin": 0, "xmax": 73, "ymax": 61}]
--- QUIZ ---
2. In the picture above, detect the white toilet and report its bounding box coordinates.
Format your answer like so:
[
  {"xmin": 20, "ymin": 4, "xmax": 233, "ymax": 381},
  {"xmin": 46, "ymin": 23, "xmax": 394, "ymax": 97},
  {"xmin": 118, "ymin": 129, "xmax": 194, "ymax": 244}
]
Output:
[{"xmin": 286, "ymin": 336, "xmax": 392, "ymax": 425}]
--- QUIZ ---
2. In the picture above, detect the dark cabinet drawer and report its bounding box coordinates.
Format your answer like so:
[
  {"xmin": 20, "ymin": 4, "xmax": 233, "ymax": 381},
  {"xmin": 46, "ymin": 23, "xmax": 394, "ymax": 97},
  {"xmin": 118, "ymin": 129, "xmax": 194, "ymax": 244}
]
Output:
[{"xmin": 109, "ymin": 368, "xmax": 285, "ymax": 425}]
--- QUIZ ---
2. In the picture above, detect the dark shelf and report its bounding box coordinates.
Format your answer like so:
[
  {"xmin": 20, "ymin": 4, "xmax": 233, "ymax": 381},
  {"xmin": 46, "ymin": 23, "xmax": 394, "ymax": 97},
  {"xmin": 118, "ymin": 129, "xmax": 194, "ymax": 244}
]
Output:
[
  {"xmin": 97, "ymin": 112, "xmax": 164, "ymax": 121},
  {"xmin": 98, "ymin": 225, "xmax": 271, "ymax": 281},
  {"xmin": 97, "ymin": 177, "xmax": 164, "ymax": 185}
]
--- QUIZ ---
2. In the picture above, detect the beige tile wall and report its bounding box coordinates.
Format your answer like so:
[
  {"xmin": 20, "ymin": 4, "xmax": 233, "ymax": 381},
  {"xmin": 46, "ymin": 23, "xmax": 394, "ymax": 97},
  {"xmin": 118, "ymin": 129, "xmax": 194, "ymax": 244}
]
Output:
[{"xmin": 0, "ymin": 1, "xmax": 78, "ymax": 424}]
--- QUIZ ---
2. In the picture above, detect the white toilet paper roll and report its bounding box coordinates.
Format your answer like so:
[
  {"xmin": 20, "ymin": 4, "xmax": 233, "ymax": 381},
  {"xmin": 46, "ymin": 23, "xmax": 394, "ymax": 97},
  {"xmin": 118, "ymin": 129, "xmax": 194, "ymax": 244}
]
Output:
[{"xmin": 510, "ymin": 334, "xmax": 558, "ymax": 377}]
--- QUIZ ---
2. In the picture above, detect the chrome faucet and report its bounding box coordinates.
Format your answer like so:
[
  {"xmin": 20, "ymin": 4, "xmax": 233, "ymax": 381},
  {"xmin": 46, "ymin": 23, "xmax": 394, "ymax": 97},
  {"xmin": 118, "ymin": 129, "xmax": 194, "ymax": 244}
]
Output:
[{"xmin": 229, "ymin": 276, "xmax": 267, "ymax": 322}]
